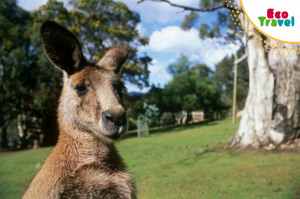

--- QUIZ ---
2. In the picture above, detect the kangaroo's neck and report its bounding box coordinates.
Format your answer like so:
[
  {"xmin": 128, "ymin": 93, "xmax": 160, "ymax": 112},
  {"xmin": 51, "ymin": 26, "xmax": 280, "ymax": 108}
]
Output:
[{"xmin": 55, "ymin": 117, "xmax": 124, "ymax": 171}]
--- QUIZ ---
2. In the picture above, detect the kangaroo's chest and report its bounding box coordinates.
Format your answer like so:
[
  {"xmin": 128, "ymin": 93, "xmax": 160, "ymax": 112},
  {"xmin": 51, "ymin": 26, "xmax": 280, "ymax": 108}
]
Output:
[{"xmin": 59, "ymin": 162, "xmax": 136, "ymax": 199}]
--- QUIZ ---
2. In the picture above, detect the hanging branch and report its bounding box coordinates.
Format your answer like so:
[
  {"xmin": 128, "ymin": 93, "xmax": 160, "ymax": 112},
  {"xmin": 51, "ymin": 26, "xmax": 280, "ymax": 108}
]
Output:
[
  {"xmin": 234, "ymin": 53, "xmax": 248, "ymax": 65},
  {"xmin": 137, "ymin": 0, "xmax": 243, "ymax": 13}
]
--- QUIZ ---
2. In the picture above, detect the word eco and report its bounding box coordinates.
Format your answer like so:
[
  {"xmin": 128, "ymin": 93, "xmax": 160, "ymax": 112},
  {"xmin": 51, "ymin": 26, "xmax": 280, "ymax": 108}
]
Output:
[{"xmin": 258, "ymin": 9, "xmax": 295, "ymax": 27}]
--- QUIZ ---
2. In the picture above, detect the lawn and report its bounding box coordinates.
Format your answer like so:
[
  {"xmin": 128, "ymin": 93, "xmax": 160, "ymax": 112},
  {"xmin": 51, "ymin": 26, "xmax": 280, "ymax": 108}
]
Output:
[{"xmin": 0, "ymin": 118, "xmax": 299, "ymax": 199}]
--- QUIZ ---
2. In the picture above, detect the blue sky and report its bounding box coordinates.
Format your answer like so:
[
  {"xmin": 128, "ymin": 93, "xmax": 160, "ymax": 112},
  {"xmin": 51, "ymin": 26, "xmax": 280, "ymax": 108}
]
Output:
[{"xmin": 18, "ymin": 0, "xmax": 239, "ymax": 93}]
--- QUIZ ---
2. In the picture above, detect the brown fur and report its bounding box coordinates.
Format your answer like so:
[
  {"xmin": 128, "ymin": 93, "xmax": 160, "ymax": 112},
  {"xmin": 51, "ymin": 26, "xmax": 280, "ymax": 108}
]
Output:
[{"xmin": 23, "ymin": 21, "xmax": 136, "ymax": 199}]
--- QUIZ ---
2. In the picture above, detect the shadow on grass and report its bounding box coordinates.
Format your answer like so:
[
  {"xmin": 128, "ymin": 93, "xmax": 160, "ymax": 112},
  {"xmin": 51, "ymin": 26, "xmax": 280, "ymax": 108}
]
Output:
[
  {"xmin": 290, "ymin": 186, "xmax": 300, "ymax": 199},
  {"xmin": 154, "ymin": 142, "xmax": 247, "ymax": 169},
  {"xmin": 154, "ymin": 147, "xmax": 224, "ymax": 170},
  {"xmin": 123, "ymin": 120, "xmax": 219, "ymax": 140}
]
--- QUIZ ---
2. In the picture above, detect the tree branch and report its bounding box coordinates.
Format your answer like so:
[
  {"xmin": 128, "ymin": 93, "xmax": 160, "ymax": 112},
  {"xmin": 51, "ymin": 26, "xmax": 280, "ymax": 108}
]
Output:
[
  {"xmin": 234, "ymin": 53, "xmax": 248, "ymax": 65},
  {"xmin": 227, "ymin": 28, "xmax": 243, "ymax": 40},
  {"xmin": 137, "ymin": 0, "xmax": 243, "ymax": 12}
]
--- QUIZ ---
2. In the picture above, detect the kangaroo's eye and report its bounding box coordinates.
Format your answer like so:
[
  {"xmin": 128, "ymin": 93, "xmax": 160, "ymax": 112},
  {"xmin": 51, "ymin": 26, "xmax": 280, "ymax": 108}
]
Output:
[{"xmin": 75, "ymin": 83, "xmax": 87, "ymax": 96}]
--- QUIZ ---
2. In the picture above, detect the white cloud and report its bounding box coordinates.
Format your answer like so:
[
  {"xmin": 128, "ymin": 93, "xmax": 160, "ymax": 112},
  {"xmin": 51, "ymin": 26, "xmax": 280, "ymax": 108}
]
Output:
[
  {"xmin": 189, "ymin": 53, "xmax": 201, "ymax": 61},
  {"xmin": 18, "ymin": 0, "xmax": 47, "ymax": 11},
  {"xmin": 139, "ymin": 26, "xmax": 202, "ymax": 53},
  {"xmin": 187, "ymin": 42, "xmax": 240, "ymax": 67},
  {"xmin": 139, "ymin": 26, "xmax": 240, "ymax": 67},
  {"xmin": 117, "ymin": 0, "xmax": 199, "ymax": 24},
  {"xmin": 125, "ymin": 83, "xmax": 150, "ymax": 93},
  {"xmin": 148, "ymin": 59, "xmax": 172, "ymax": 82},
  {"xmin": 18, "ymin": 0, "xmax": 72, "ymax": 11},
  {"xmin": 199, "ymin": 42, "xmax": 239, "ymax": 67},
  {"xmin": 125, "ymin": 58, "xmax": 172, "ymax": 92},
  {"xmin": 136, "ymin": 23, "xmax": 146, "ymax": 35}
]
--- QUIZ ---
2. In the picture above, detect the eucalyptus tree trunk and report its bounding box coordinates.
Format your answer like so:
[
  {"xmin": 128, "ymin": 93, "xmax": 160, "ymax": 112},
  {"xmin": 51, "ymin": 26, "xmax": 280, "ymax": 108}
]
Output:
[{"xmin": 230, "ymin": 3, "xmax": 300, "ymax": 148}]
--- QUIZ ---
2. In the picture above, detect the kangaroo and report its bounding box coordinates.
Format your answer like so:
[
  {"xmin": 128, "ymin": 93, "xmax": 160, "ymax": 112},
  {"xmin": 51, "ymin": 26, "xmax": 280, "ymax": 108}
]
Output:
[{"xmin": 23, "ymin": 21, "xmax": 136, "ymax": 199}]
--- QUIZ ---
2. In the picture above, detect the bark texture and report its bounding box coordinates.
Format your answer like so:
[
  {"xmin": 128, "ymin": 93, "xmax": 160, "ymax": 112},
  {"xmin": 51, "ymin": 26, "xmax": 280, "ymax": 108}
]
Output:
[{"xmin": 230, "ymin": 4, "xmax": 300, "ymax": 147}]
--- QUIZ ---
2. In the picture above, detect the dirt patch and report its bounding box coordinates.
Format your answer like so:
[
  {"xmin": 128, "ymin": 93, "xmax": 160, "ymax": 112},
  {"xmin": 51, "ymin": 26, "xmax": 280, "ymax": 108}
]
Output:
[{"xmin": 217, "ymin": 138, "xmax": 300, "ymax": 153}]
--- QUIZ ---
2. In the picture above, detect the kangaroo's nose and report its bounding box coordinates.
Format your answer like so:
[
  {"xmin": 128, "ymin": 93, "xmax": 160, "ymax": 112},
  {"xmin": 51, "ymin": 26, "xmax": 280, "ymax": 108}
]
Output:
[{"xmin": 102, "ymin": 107, "xmax": 127, "ymax": 128}]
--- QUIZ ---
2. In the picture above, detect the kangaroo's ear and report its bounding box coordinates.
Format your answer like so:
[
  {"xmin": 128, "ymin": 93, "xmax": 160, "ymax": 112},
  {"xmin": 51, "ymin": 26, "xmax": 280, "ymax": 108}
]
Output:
[
  {"xmin": 97, "ymin": 45, "xmax": 128, "ymax": 73},
  {"xmin": 40, "ymin": 21, "xmax": 85, "ymax": 75}
]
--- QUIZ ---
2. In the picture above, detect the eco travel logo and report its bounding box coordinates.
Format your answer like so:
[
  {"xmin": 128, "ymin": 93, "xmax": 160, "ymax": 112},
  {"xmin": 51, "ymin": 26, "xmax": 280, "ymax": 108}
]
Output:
[
  {"xmin": 258, "ymin": 9, "xmax": 295, "ymax": 27},
  {"xmin": 240, "ymin": 0, "xmax": 300, "ymax": 44}
]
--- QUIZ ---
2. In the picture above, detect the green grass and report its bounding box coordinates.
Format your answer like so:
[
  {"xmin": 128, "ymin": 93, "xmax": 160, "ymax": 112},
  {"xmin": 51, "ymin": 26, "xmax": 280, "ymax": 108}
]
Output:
[{"xmin": 0, "ymin": 118, "xmax": 299, "ymax": 198}]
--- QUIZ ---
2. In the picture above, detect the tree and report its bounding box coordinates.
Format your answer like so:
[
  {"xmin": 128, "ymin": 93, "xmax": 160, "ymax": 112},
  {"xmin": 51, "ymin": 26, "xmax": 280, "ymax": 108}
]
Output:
[
  {"xmin": 214, "ymin": 47, "xmax": 249, "ymax": 111},
  {"xmin": 0, "ymin": 0, "xmax": 33, "ymax": 149},
  {"xmin": 138, "ymin": 102, "xmax": 160, "ymax": 127},
  {"xmin": 144, "ymin": 84, "xmax": 165, "ymax": 115},
  {"xmin": 122, "ymin": 90, "xmax": 145, "ymax": 130},
  {"xmin": 163, "ymin": 57, "xmax": 223, "ymax": 123},
  {"xmin": 28, "ymin": 0, "xmax": 151, "ymax": 88},
  {"xmin": 189, "ymin": 64, "xmax": 224, "ymax": 114},
  {"xmin": 25, "ymin": 0, "xmax": 70, "ymax": 146},
  {"xmin": 167, "ymin": 54, "xmax": 191, "ymax": 76},
  {"xmin": 140, "ymin": 0, "xmax": 300, "ymax": 148},
  {"xmin": 69, "ymin": 0, "xmax": 151, "ymax": 88},
  {"xmin": 0, "ymin": 0, "xmax": 152, "ymax": 148}
]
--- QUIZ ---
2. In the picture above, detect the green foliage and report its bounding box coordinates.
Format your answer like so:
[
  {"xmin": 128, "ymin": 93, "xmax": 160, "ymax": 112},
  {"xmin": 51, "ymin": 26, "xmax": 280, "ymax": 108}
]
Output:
[
  {"xmin": 28, "ymin": 0, "xmax": 151, "ymax": 88},
  {"xmin": 69, "ymin": 0, "xmax": 151, "ymax": 88},
  {"xmin": 163, "ymin": 70, "xmax": 222, "ymax": 112},
  {"xmin": 163, "ymin": 73, "xmax": 191, "ymax": 113},
  {"xmin": 24, "ymin": 0, "xmax": 70, "ymax": 145},
  {"xmin": 144, "ymin": 85, "xmax": 165, "ymax": 114},
  {"xmin": 143, "ymin": 55, "xmax": 226, "ymax": 122},
  {"xmin": 0, "ymin": 0, "xmax": 34, "ymax": 148},
  {"xmin": 163, "ymin": 55, "xmax": 224, "ymax": 115},
  {"xmin": 178, "ymin": 0, "xmax": 249, "ymax": 112},
  {"xmin": 214, "ymin": 47, "xmax": 249, "ymax": 110},
  {"xmin": 200, "ymin": 0, "xmax": 225, "ymax": 8},
  {"xmin": 182, "ymin": 94, "xmax": 198, "ymax": 110},
  {"xmin": 181, "ymin": 11, "xmax": 199, "ymax": 30},
  {"xmin": 122, "ymin": 90, "xmax": 145, "ymax": 130},
  {"xmin": 199, "ymin": 23, "xmax": 210, "ymax": 39},
  {"xmin": 181, "ymin": 0, "xmax": 240, "ymax": 44},
  {"xmin": 167, "ymin": 54, "xmax": 191, "ymax": 76},
  {"xmin": 199, "ymin": 22, "xmax": 222, "ymax": 39},
  {"xmin": 138, "ymin": 102, "xmax": 160, "ymax": 125},
  {"xmin": 0, "ymin": 0, "xmax": 32, "ymax": 116},
  {"xmin": 198, "ymin": 10, "xmax": 228, "ymax": 40}
]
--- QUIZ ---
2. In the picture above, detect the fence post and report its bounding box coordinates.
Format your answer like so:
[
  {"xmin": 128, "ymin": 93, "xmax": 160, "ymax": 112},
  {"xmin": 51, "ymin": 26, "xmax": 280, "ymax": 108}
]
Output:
[
  {"xmin": 145, "ymin": 117, "xmax": 149, "ymax": 137},
  {"xmin": 137, "ymin": 117, "xmax": 140, "ymax": 137},
  {"xmin": 232, "ymin": 54, "xmax": 237, "ymax": 124}
]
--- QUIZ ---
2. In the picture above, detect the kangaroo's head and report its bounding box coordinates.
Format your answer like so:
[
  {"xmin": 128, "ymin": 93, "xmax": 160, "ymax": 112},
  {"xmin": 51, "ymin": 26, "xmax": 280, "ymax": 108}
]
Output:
[{"xmin": 41, "ymin": 21, "xmax": 128, "ymax": 143}]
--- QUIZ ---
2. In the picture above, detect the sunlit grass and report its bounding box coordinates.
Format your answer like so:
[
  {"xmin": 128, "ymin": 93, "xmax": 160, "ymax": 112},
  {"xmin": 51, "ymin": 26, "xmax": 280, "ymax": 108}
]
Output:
[{"xmin": 0, "ymin": 118, "xmax": 299, "ymax": 198}]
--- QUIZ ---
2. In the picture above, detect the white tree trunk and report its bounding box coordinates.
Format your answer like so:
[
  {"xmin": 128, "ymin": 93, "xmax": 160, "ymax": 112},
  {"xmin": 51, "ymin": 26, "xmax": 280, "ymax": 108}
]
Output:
[{"xmin": 230, "ymin": 4, "xmax": 300, "ymax": 147}]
